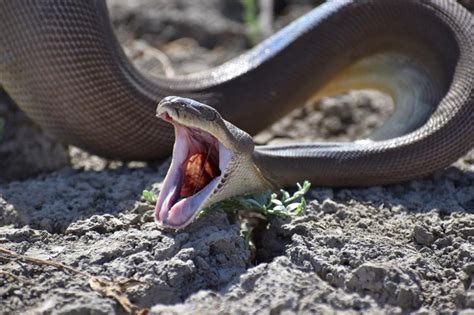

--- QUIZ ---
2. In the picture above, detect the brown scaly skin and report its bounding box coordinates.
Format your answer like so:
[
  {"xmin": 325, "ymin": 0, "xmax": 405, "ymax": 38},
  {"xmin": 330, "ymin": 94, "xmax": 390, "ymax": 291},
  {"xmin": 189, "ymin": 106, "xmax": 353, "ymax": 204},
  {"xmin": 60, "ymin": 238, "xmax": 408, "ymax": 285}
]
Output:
[{"xmin": 0, "ymin": 1, "xmax": 472, "ymax": 190}]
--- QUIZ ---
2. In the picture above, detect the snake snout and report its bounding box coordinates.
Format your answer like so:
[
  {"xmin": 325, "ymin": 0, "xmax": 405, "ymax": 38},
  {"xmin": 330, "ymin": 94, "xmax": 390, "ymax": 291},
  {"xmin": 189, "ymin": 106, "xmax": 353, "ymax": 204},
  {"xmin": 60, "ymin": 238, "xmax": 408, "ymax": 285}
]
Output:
[{"xmin": 157, "ymin": 96, "xmax": 219, "ymax": 123}]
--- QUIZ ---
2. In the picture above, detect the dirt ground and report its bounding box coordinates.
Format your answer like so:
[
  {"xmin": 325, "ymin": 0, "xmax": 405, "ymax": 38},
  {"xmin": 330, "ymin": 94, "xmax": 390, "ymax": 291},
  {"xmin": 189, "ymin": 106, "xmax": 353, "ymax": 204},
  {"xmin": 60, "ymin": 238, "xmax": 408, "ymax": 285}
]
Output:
[{"xmin": 1, "ymin": 1, "xmax": 473, "ymax": 314}]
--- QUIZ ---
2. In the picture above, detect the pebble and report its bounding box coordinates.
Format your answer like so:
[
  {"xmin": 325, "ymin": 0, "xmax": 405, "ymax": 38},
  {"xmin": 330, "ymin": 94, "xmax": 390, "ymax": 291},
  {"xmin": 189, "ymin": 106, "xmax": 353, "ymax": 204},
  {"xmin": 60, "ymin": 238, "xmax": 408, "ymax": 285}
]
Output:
[
  {"xmin": 413, "ymin": 224, "xmax": 435, "ymax": 246},
  {"xmin": 321, "ymin": 199, "xmax": 339, "ymax": 214}
]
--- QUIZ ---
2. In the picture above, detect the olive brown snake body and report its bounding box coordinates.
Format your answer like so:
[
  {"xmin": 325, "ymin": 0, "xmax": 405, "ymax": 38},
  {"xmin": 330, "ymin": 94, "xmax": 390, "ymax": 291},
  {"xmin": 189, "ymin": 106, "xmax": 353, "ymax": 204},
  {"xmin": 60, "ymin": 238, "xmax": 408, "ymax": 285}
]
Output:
[{"xmin": 1, "ymin": 1, "xmax": 472, "ymax": 227}]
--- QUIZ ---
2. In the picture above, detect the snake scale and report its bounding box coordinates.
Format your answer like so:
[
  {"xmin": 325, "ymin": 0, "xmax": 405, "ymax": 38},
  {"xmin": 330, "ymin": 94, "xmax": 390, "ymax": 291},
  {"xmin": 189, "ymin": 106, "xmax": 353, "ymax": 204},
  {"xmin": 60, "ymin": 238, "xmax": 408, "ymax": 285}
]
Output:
[{"xmin": 0, "ymin": 1, "xmax": 473, "ymax": 227}]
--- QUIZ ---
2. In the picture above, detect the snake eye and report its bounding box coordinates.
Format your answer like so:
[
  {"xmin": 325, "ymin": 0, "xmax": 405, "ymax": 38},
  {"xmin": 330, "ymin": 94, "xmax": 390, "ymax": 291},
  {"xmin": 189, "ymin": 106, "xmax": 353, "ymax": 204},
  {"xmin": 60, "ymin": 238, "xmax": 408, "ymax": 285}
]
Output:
[
  {"xmin": 183, "ymin": 103, "xmax": 201, "ymax": 115},
  {"xmin": 183, "ymin": 102, "xmax": 217, "ymax": 121},
  {"xmin": 202, "ymin": 108, "xmax": 217, "ymax": 121}
]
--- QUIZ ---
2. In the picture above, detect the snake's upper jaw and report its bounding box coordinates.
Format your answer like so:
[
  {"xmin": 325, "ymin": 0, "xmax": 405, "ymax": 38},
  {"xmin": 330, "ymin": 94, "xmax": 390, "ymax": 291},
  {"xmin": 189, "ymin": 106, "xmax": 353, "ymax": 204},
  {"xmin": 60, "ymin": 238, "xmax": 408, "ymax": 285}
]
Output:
[{"xmin": 154, "ymin": 96, "xmax": 272, "ymax": 229}]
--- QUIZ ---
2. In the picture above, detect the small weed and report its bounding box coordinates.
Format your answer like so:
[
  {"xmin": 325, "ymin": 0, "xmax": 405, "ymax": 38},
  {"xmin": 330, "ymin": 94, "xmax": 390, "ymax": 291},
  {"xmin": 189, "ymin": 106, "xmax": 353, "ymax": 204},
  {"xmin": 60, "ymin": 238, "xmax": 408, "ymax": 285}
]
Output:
[
  {"xmin": 142, "ymin": 190, "xmax": 157, "ymax": 204},
  {"xmin": 202, "ymin": 180, "xmax": 311, "ymax": 219},
  {"xmin": 241, "ymin": 0, "xmax": 261, "ymax": 45}
]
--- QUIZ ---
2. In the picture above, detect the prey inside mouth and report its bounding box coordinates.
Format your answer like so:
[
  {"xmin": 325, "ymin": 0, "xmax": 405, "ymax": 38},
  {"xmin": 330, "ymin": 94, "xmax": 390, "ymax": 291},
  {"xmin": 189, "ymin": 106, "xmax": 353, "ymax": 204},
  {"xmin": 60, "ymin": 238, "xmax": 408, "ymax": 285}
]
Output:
[{"xmin": 155, "ymin": 116, "xmax": 232, "ymax": 229}]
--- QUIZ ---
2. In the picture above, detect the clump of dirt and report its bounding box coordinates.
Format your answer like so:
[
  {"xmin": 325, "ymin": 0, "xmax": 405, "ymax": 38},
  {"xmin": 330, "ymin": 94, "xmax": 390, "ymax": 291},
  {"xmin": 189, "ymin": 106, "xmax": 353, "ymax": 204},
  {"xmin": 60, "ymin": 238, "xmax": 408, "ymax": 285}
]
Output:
[{"xmin": 254, "ymin": 90, "xmax": 393, "ymax": 144}]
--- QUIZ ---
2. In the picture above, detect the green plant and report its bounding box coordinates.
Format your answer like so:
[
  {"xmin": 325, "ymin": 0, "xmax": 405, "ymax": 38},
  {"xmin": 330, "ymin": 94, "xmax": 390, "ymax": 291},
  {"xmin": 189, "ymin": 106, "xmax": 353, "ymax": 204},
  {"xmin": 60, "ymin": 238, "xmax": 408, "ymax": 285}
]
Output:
[
  {"xmin": 202, "ymin": 180, "xmax": 311, "ymax": 219},
  {"xmin": 202, "ymin": 181, "xmax": 311, "ymax": 253},
  {"xmin": 241, "ymin": 0, "xmax": 260, "ymax": 45},
  {"xmin": 142, "ymin": 190, "xmax": 157, "ymax": 204}
]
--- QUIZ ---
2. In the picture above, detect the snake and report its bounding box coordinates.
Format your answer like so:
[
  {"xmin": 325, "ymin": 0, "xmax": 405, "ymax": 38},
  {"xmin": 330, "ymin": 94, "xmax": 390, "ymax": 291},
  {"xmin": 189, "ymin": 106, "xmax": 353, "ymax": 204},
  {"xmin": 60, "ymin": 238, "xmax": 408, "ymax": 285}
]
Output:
[{"xmin": 0, "ymin": 0, "xmax": 472, "ymax": 228}]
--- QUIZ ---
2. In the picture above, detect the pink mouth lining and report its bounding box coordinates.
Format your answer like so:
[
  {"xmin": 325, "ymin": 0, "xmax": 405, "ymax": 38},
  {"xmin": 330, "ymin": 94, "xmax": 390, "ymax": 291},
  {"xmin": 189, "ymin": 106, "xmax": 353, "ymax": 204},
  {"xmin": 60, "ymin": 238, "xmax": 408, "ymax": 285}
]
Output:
[{"xmin": 155, "ymin": 124, "xmax": 232, "ymax": 229}]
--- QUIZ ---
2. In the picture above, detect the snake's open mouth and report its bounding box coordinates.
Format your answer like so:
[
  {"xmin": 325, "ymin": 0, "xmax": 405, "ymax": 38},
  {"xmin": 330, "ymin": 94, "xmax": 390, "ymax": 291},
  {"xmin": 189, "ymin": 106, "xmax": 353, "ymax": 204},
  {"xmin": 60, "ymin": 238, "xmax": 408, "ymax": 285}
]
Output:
[{"xmin": 155, "ymin": 120, "xmax": 232, "ymax": 229}]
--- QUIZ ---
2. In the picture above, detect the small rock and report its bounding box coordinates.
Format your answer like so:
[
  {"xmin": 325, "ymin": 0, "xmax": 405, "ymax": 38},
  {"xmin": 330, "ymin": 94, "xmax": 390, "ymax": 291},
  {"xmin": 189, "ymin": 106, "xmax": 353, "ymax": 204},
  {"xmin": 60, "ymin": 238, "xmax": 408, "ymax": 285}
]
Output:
[
  {"xmin": 321, "ymin": 199, "xmax": 339, "ymax": 214},
  {"xmin": 434, "ymin": 236, "xmax": 453, "ymax": 248},
  {"xmin": 413, "ymin": 224, "xmax": 435, "ymax": 246},
  {"xmin": 459, "ymin": 244, "xmax": 474, "ymax": 259},
  {"xmin": 463, "ymin": 262, "xmax": 474, "ymax": 275},
  {"xmin": 444, "ymin": 268, "xmax": 456, "ymax": 279},
  {"xmin": 65, "ymin": 215, "xmax": 124, "ymax": 236},
  {"xmin": 356, "ymin": 219, "xmax": 370, "ymax": 229},
  {"xmin": 396, "ymin": 286, "xmax": 421, "ymax": 309},
  {"xmin": 466, "ymin": 292, "xmax": 474, "ymax": 308},
  {"xmin": 460, "ymin": 228, "xmax": 474, "ymax": 238},
  {"xmin": 336, "ymin": 207, "xmax": 348, "ymax": 220},
  {"xmin": 347, "ymin": 263, "xmax": 387, "ymax": 292},
  {"xmin": 419, "ymin": 247, "xmax": 432, "ymax": 254},
  {"xmin": 309, "ymin": 188, "xmax": 334, "ymax": 201},
  {"xmin": 459, "ymin": 273, "xmax": 471, "ymax": 291}
]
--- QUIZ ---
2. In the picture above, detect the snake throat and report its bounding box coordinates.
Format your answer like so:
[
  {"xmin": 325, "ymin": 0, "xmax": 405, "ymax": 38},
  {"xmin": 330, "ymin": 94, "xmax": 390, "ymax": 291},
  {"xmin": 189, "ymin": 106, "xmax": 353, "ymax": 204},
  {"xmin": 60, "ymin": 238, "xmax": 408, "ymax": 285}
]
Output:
[{"xmin": 155, "ymin": 122, "xmax": 231, "ymax": 229}]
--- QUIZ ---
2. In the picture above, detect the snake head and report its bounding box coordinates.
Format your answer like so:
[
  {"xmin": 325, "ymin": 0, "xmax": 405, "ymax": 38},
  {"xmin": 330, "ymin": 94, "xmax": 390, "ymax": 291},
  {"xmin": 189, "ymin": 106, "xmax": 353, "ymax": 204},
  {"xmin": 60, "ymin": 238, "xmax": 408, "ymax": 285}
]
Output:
[{"xmin": 155, "ymin": 96, "xmax": 272, "ymax": 229}]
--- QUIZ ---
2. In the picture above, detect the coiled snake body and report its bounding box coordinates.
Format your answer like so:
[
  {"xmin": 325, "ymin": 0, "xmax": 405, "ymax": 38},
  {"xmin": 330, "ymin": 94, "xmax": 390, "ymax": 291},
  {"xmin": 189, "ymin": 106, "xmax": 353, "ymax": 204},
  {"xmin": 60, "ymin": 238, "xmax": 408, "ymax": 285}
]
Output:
[{"xmin": 1, "ymin": 1, "xmax": 473, "ymax": 227}]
